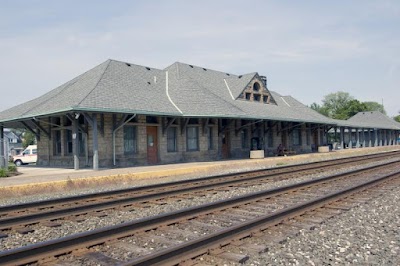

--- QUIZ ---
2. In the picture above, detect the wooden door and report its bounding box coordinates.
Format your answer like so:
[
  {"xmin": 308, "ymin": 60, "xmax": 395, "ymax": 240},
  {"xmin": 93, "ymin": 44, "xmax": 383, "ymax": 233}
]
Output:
[
  {"xmin": 147, "ymin": 126, "xmax": 158, "ymax": 164},
  {"xmin": 221, "ymin": 131, "xmax": 230, "ymax": 159}
]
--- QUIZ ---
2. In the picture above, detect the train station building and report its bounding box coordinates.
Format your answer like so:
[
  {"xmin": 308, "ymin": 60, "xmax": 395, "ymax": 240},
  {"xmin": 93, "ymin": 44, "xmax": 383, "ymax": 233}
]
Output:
[{"xmin": 0, "ymin": 59, "xmax": 399, "ymax": 169}]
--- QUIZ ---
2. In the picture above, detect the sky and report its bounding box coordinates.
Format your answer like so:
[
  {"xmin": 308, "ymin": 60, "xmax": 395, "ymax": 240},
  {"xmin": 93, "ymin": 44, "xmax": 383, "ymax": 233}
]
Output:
[{"xmin": 0, "ymin": 0, "xmax": 399, "ymax": 117}]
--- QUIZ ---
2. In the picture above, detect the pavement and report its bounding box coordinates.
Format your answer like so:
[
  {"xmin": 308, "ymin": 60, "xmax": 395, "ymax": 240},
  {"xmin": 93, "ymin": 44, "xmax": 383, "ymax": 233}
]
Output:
[{"xmin": 1, "ymin": 146, "xmax": 399, "ymax": 197}]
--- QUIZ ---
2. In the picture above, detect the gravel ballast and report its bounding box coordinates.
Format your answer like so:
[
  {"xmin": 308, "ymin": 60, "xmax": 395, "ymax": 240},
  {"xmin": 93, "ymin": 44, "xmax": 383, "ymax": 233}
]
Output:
[
  {"xmin": 247, "ymin": 184, "xmax": 400, "ymax": 266},
  {"xmin": 0, "ymin": 157, "xmax": 398, "ymax": 265}
]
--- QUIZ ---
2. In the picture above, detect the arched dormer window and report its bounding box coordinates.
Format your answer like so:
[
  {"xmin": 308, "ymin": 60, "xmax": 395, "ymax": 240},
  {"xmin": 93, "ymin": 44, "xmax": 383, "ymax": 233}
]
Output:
[{"xmin": 253, "ymin": 82, "xmax": 260, "ymax": 92}]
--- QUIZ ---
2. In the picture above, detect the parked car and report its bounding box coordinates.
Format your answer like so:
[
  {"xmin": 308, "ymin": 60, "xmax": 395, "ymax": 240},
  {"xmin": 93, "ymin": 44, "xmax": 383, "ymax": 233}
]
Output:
[{"xmin": 13, "ymin": 145, "xmax": 37, "ymax": 166}]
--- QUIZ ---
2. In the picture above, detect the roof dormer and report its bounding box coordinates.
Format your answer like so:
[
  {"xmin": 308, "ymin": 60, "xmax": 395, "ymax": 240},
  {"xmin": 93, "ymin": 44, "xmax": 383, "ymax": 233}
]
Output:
[{"xmin": 237, "ymin": 74, "xmax": 276, "ymax": 105}]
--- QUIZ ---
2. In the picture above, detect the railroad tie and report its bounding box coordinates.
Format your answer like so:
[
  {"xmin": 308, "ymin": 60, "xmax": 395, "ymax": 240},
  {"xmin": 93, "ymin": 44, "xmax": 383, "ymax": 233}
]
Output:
[
  {"xmin": 83, "ymin": 252, "xmax": 123, "ymax": 266},
  {"xmin": 283, "ymin": 220, "xmax": 317, "ymax": 230},
  {"xmin": 15, "ymin": 227, "xmax": 34, "ymax": 235},
  {"xmin": 232, "ymin": 242, "xmax": 269, "ymax": 254},
  {"xmin": 210, "ymin": 250, "xmax": 249, "ymax": 264},
  {"xmin": 299, "ymin": 216, "xmax": 325, "ymax": 224},
  {"xmin": 109, "ymin": 241, "xmax": 149, "ymax": 254}
]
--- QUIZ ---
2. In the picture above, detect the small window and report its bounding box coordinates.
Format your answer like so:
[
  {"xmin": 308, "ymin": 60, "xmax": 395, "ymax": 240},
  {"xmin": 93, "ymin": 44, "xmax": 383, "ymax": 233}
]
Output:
[
  {"xmin": 263, "ymin": 95, "xmax": 269, "ymax": 103},
  {"xmin": 167, "ymin": 127, "xmax": 177, "ymax": 152},
  {"xmin": 188, "ymin": 118, "xmax": 199, "ymax": 124},
  {"xmin": 245, "ymin": 93, "xmax": 251, "ymax": 100},
  {"xmin": 253, "ymin": 82, "xmax": 260, "ymax": 92},
  {"xmin": 254, "ymin": 94, "xmax": 261, "ymax": 101},
  {"xmin": 207, "ymin": 127, "xmax": 213, "ymax": 150},
  {"xmin": 146, "ymin": 116, "xmax": 158, "ymax": 124},
  {"xmin": 186, "ymin": 127, "xmax": 199, "ymax": 151},
  {"xmin": 32, "ymin": 149, "xmax": 37, "ymax": 155},
  {"xmin": 124, "ymin": 126, "xmax": 137, "ymax": 155}
]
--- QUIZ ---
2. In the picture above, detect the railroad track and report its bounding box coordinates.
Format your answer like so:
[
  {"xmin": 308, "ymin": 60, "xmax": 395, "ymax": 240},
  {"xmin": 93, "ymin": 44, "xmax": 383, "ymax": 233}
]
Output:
[
  {"xmin": 0, "ymin": 151, "xmax": 399, "ymax": 234},
  {"xmin": 0, "ymin": 158, "xmax": 399, "ymax": 265}
]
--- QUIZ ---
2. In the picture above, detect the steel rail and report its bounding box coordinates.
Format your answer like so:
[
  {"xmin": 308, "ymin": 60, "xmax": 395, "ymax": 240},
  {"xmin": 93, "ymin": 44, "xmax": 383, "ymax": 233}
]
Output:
[
  {"xmin": 0, "ymin": 150, "xmax": 398, "ymax": 215},
  {"xmin": 0, "ymin": 158, "xmax": 399, "ymax": 230},
  {"xmin": 0, "ymin": 160, "xmax": 399, "ymax": 265},
  {"xmin": 124, "ymin": 172, "xmax": 400, "ymax": 266}
]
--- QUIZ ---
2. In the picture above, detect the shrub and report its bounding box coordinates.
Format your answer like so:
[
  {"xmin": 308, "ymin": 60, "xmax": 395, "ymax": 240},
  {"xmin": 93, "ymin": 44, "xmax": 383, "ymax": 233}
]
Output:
[
  {"xmin": 0, "ymin": 168, "xmax": 8, "ymax": 178},
  {"xmin": 8, "ymin": 165, "xmax": 17, "ymax": 173}
]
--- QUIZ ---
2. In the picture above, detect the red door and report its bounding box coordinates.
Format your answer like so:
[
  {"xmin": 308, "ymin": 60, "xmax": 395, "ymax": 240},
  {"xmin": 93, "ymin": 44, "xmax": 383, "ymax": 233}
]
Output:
[{"xmin": 147, "ymin": 126, "xmax": 158, "ymax": 164}]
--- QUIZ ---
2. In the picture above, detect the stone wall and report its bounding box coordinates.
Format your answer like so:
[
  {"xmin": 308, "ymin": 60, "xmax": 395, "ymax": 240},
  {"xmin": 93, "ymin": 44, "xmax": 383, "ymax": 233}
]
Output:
[{"xmin": 37, "ymin": 113, "xmax": 320, "ymax": 168}]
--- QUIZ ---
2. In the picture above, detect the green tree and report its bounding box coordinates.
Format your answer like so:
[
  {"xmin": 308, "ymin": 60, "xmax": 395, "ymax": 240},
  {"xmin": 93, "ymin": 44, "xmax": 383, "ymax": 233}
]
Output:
[
  {"xmin": 22, "ymin": 131, "xmax": 36, "ymax": 148},
  {"xmin": 394, "ymin": 114, "xmax": 400, "ymax": 123},
  {"xmin": 310, "ymin": 102, "xmax": 329, "ymax": 116},
  {"xmin": 346, "ymin": 99, "xmax": 368, "ymax": 118},
  {"xmin": 321, "ymin": 91, "xmax": 353, "ymax": 118},
  {"xmin": 363, "ymin": 101, "xmax": 386, "ymax": 114},
  {"xmin": 311, "ymin": 91, "xmax": 388, "ymax": 120}
]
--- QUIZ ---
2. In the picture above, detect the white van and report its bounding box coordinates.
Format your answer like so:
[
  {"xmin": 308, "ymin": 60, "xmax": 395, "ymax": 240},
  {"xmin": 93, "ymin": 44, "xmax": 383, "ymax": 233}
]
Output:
[{"xmin": 13, "ymin": 145, "xmax": 37, "ymax": 166}]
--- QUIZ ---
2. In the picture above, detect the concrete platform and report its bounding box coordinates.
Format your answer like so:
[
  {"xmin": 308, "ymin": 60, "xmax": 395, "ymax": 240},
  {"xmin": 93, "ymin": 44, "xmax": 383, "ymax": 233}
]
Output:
[{"xmin": 0, "ymin": 146, "xmax": 399, "ymax": 198}]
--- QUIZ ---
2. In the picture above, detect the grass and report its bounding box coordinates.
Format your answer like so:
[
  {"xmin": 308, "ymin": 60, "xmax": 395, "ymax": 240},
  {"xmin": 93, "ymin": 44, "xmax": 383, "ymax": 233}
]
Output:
[{"xmin": 276, "ymin": 162, "xmax": 287, "ymax": 166}]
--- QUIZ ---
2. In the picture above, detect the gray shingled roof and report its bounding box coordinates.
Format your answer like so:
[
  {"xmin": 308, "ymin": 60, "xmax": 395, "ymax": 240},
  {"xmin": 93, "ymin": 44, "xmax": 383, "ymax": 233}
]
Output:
[
  {"xmin": 0, "ymin": 60, "xmax": 181, "ymax": 123},
  {"xmin": 0, "ymin": 59, "xmax": 398, "ymax": 131},
  {"xmin": 346, "ymin": 111, "xmax": 400, "ymax": 130}
]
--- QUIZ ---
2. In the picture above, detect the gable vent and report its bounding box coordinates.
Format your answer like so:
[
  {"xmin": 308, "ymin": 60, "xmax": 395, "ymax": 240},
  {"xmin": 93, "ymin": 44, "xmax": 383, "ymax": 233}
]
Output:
[
  {"xmin": 203, "ymin": 68, "xmax": 207, "ymax": 71},
  {"xmin": 145, "ymin": 67, "xmax": 151, "ymax": 71},
  {"xmin": 189, "ymin": 65, "xmax": 194, "ymax": 68},
  {"xmin": 126, "ymin": 63, "xmax": 131, "ymax": 67},
  {"xmin": 238, "ymin": 75, "xmax": 242, "ymax": 78},
  {"xmin": 226, "ymin": 73, "xmax": 230, "ymax": 76},
  {"xmin": 147, "ymin": 81, "xmax": 151, "ymax": 85}
]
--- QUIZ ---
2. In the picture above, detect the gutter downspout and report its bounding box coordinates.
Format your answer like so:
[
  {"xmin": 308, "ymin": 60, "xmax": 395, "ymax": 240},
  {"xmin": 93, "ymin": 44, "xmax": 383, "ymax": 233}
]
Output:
[{"xmin": 113, "ymin": 114, "xmax": 137, "ymax": 166}]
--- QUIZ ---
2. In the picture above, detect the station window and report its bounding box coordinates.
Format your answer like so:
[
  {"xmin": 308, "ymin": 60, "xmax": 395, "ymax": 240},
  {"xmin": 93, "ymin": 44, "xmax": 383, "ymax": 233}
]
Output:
[
  {"xmin": 65, "ymin": 130, "xmax": 85, "ymax": 155},
  {"xmin": 263, "ymin": 95, "xmax": 269, "ymax": 103},
  {"xmin": 53, "ymin": 131, "xmax": 62, "ymax": 155},
  {"xmin": 241, "ymin": 129, "xmax": 249, "ymax": 149},
  {"xmin": 207, "ymin": 127, "xmax": 213, "ymax": 150},
  {"xmin": 66, "ymin": 130, "xmax": 73, "ymax": 154},
  {"xmin": 124, "ymin": 126, "xmax": 137, "ymax": 155},
  {"xmin": 245, "ymin": 93, "xmax": 251, "ymax": 100},
  {"xmin": 186, "ymin": 127, "xmax": 199, "ymax": 151},
  {"xmin": 306, "ymin": 128, "xmax": 311, "ymax": 145},
  {"xmin": 267, "ymin": 130, "xmax": 273, "ymax": 148},
  {"xmin": 292, "ymin": 128, "xmax": 302, "ymax": 146},
  {"xmin": 167, "ymin": 127, "xmax": 177, "ymax": 152},
  {"xmin": 254, "ymin": 94, "xmax": 261, "ymax": 101}
]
